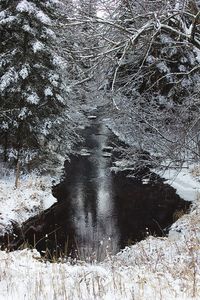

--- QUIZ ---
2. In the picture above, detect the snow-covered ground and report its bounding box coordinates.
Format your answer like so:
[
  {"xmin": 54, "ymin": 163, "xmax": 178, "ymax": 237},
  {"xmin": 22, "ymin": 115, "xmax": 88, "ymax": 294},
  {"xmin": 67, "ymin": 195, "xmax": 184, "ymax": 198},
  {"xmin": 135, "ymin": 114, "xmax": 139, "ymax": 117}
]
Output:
[
  {"xmin": 158, "ymin": 165, "xmax": 200, "ymax": 202},
  {"xmin": 0, "ymin": 165, "xmax": 200, "ymax": 299},
  {"xmin": 0, "ymin": 169, "xmax": 56, "ymax": 235},
  {"xmin": 0, "ymin": 209, "xmax": 200, "ymax": 300}
]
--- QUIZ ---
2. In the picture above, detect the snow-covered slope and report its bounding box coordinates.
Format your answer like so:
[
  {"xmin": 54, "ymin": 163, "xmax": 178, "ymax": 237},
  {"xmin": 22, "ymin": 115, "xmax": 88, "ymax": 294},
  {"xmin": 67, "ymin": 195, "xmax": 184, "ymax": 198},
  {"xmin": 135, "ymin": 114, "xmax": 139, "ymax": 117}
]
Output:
[
  {"xmin": 0, "ymin": 206, "xmax": 199, "ymax": 300},
  {"xmin": 159, "ymin": 166, "xmax": 200, "ymax": 202},
  {"xmin": 0, "ymin": 172, "xmax": 56, "ymax": 235}
]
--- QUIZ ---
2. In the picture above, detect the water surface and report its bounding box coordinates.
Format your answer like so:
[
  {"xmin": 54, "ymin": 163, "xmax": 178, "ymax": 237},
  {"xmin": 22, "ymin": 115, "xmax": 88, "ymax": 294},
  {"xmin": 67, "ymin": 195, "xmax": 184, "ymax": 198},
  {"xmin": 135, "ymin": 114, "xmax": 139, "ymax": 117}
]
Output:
[{"xmin": 4, "ymin": 115, "xmax": 190, "ymax": 261}]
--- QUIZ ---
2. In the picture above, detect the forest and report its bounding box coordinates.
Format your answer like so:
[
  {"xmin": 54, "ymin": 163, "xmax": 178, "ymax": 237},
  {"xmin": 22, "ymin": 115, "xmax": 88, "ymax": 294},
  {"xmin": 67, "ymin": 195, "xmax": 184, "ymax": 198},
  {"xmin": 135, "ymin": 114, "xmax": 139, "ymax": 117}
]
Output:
[{"xmin": 0, "ymin": 0, "xmax": 200, "ymax": 173}]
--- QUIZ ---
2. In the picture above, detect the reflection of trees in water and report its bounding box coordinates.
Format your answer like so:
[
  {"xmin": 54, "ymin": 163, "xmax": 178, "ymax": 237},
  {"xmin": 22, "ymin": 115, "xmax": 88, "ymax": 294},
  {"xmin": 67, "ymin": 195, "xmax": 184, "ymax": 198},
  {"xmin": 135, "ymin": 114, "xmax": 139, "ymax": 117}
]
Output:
[
  {"xmin": 113, "ymin": 173, "xmax": 190, "ymax": 248},
  {"xmin": 4, "ymin": 119, "xmax": 191, "ymax": 260},
  {"xmin": 66, "ymin": 155, "xmax": 98, "ymax": 227}
]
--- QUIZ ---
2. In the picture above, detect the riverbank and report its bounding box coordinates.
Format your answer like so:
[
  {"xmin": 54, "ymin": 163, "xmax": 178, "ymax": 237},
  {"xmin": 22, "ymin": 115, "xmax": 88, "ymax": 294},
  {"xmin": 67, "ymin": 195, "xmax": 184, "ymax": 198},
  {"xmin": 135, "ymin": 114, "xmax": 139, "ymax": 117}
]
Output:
[
  {"xmin": 0, "ymin": 167, "xmax": 56, "ymax": 235},
  {"xmin": 0, "ymin": 164, "xmax": 200, "ymax": 299},
  {"xmin": 0, "ymin": 196, "xmax": 199, "ymax": 299},
  {"xmin": 158, "ymin": 165, "xmax": 200, "ymax": 202}
]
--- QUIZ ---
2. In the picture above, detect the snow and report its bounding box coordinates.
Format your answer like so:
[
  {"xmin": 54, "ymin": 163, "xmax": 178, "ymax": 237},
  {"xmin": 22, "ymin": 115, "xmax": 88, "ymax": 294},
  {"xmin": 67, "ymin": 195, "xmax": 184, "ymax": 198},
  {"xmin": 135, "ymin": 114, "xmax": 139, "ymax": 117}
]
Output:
[
  {"xmin": 0, "ymin": 171, "xmax": 56, "ymax": 235},
  {"xmin": 188, "ymin": 52, "xmax": 196, "ymax": 65},
  {"xmin": 194, "ymin": 47, "xmax": 200, "ymax": 64},
  {"xmin": 0, "ymin": 16, "xmax": 17, "ymax": 25},
  {"xmin": 26, "ymin": 92, "xmax": 40, "ymax": 104},
  {"xmin": 160, "ymin": 34, "xmax": 173, "ymax": 44},
  {"xmin": 185, "ymin": 24, "xmax": 193, "ymax": 36},
  {"xmin": 0, "ymin": 68, "xmax": 18, "ymax": 92},
  {"xmin": 88, "ymin": 115, "xmax": 97, "ymax": 119},
  {"xmin": 22, "ymin": 24, "xmax": 35, "ymax": 34},
  {"xmin": 19, "ymin": 65, "xmax": 29, "ymax": 79},
  {"xmin": 146, "ymin": 55, "xmax": 156, "ymax": 64},
  {"xmin": 16, "ymin": 1, "xmax": 51, "ymax": 25},
  {"xmin": 36, "ymin": 11, "xmax": 51, "ymax": 25},
  {"xmin": 0, "ymin": 121, "xmax": 8, "ymax": 130},
  {"xmin": 45, "ymin": 28, "xmax": 56, "ymax": 38},
  {"xmin": 53, "ymin": 55, "xmax": 66, "ymax": 67},
  {"xmin": 181, "ymin": 77, "xmax": 192, "ymax": 88},
  {"xmin": 0, "ymin": 164, "xmax": 200, "ymax": 298},
  {"xmin": 157, "ymin": 166, "xmax": 200, "ymax": 202},
  {"xmin": 175, "ymin": 0, "xmax": 181, "ymax": 10},
  {"xmin": 156, "ymin": 61, "xmax": 170, "ymax": 74},
  {"xmin": 0, "ymin": 10, "xmax": 6, "ymax": 20},
  {"xmin": 49, "ymin": 72, "xmax": 59, "ymax": 87},
  {"xmin": 32, "ymin": 41, "xmax": 44, "ymax": 53},
  {"xmin": 40, "ymin": 120, "xmax": 52, "ymax": 136},
  {"xmin": 44, "ymin": 87, "xmax": 53, "ymax": 96},
  {"xmin": 1, "ymin": 152, "xmax": 200, "ymax": 299},
  {"xmin": 56, "ymin": 94, "xmax": 65, "ymax": 103},
  {"xmin": 18, "ymin": 107, "xmax": 29, "ymax": 119},
  {"xmin": 0, "ymin": 205, "xmax": 200, "ymax": 299},
  {"xmin": 16, "ymin": 0, "xmax": 36, "ymax": 13},
  {"xmin": 178, "ymin": 64, "xmax": 186, "ymax": 72}
]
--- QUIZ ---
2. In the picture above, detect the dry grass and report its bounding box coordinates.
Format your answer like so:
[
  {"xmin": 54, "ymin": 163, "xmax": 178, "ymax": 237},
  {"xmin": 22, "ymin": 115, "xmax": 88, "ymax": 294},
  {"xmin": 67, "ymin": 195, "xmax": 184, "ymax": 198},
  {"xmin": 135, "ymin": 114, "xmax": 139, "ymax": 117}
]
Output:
[
  {"xmin": 0, "ymin": 210, "xmax": 200, "ymax": 300},
  {"xmin": 190, "ymin": 165, "xmax": 200, "ymax": 178}
]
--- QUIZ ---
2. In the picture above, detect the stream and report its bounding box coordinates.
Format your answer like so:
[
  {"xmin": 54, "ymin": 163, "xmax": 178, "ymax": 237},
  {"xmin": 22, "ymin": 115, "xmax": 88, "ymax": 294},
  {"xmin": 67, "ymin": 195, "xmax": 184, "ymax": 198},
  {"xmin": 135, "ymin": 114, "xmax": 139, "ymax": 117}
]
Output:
[{"xmin": 3, "ymin": 113, "xmax": 190, "ymax": 261}]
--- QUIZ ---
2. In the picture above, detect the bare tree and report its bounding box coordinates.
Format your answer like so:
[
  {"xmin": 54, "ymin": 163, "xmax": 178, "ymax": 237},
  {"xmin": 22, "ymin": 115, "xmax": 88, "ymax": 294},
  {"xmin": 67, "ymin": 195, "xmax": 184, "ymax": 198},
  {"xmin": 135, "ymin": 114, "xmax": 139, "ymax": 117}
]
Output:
[{"xmin": 61, "ymin": 0, "xmax": 200, "ymax": 171}]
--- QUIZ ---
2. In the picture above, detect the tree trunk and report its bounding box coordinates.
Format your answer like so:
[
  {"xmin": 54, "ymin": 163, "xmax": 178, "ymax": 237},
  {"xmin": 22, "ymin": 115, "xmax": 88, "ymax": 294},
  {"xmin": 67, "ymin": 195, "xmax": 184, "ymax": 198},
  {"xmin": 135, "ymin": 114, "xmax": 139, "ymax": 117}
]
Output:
[
  {"xmin": 3, "ymin": 131, "xmax": 8, "ymax": 162},
  {"xmin": 15, "ymin": 159, "xmax": 20, "ymax": 189}
]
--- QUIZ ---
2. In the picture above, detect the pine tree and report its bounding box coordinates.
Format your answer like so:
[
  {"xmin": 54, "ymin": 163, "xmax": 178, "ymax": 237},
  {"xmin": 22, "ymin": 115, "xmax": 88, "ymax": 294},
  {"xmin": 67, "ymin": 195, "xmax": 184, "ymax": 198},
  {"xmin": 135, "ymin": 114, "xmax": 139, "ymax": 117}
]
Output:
[{"xmin": 0, "ymin": 0, "xmax": 68, "ymax": 167}]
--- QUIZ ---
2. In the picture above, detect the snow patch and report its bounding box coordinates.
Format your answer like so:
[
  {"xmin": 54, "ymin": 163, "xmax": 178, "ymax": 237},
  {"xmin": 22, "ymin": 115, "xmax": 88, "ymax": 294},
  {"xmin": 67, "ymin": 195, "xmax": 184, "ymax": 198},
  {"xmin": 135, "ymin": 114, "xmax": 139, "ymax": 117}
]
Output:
[
  {"xmin": 16, "ymin": 0, "xmax": 36, "ymax": 13},
  {"xmin": 0, "ymin": 16, "xmax": 17, "ymax": 25},
  {"xmin": 53, "ymin": 55, "xmax": 65, "ymax": 66},
  {"xmin": 45, "ymin": 28, "xmax": 56, "ymax": 38},
  {"xmin": 0, "ymin": 10, "xmax": 6, "ymax": 20},
  {"xmin": 17, "ymin": 1, "xmax": 51, "ymax": 25},
  {"xmin": 44, "ymin": 87, "xmax": 53, "ymax": 96},
  {"xmin": 40, "ymin": 120, "xmax": 52, "ymax": 136},
  {"xmin": 146, "ymin": 55, "xmax": 156, "ymax": 64},
  {"xmin": 36, "ymin": 11, "xmax": 51, "ymax": 25},
  {"xmin": 156, "ymin": 61, "xmax": 171, "ymax": 74},
  {"xmin": 49, "ymin": 72, "xmax": 59, "ymax": 87},
  {"xmin": 56, "ymin": 94, "xmax": 65, "ymax": 103},
  {"xmin": 23, "ymin": 24, "xmax": 35, "ymax": 34},
  {"xmin": 194, "ymin": 47, "xmax": 200, "ymax": 64},
  {"xmin": 178, "ymin": 64, "xmax": 186, "ymax": 72},
  {"xmin": 32, "ymin": 41, "xmax": 44, "ymax": 53},
  {"xmin": 0, "ymin": 68, "xmax": 18, "ymax": 92},
  {"xmin": 18, "ymin": 107, "xmax": 30, "ymax": 119},
  {"xmin": 0, "ymin": 172, "xmax": 56, "ymax": 235},
  {"xmin": 19, "ymin": 65, "xmax": 29, "ymax": 79},
  {"xmin": 158, "ymin": 166, "xmax": 200, "ymax": 201},
  {"xmin": 27, "ymin": 92, "xmax": 40, "ymax": 104},
  {"xmin": 181, "ymin": 77, "xmax": 192, "ymax": 88}
]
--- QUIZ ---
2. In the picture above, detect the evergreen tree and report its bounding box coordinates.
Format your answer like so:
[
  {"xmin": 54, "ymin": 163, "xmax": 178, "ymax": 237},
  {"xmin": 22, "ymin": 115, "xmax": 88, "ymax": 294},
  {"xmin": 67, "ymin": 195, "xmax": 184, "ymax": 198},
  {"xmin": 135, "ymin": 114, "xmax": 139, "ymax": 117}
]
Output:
[{"xmin": 0, "ymin": 0, "xmax": 68, "ymax": 167}]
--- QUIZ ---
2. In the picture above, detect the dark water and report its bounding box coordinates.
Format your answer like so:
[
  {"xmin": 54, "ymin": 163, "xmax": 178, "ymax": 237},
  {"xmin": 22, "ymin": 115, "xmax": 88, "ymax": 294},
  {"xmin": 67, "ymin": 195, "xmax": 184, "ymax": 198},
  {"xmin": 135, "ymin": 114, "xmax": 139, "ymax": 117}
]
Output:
[{"xmin": 3, "ymin": 115, "xmax": 190, "ymax": 261}]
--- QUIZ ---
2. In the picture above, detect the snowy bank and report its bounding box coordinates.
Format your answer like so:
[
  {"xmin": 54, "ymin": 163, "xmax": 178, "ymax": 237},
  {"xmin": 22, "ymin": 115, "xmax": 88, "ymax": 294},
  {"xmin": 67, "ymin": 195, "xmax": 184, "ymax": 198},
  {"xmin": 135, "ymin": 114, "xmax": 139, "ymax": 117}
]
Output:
[
  {"xmin": 0, "ymin": 172, "xmax": 56, "ymax": 235},
  {"xmin": 0, "ymin": 205, "xmax": 200, "ymax": 300},
  {"xmin": 0, "ymin": 164, "xmax": 200, "ymax": 299},
  {"xmin": 158, "ymin": 165, "xmax": 200, "ymax": 202}
]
